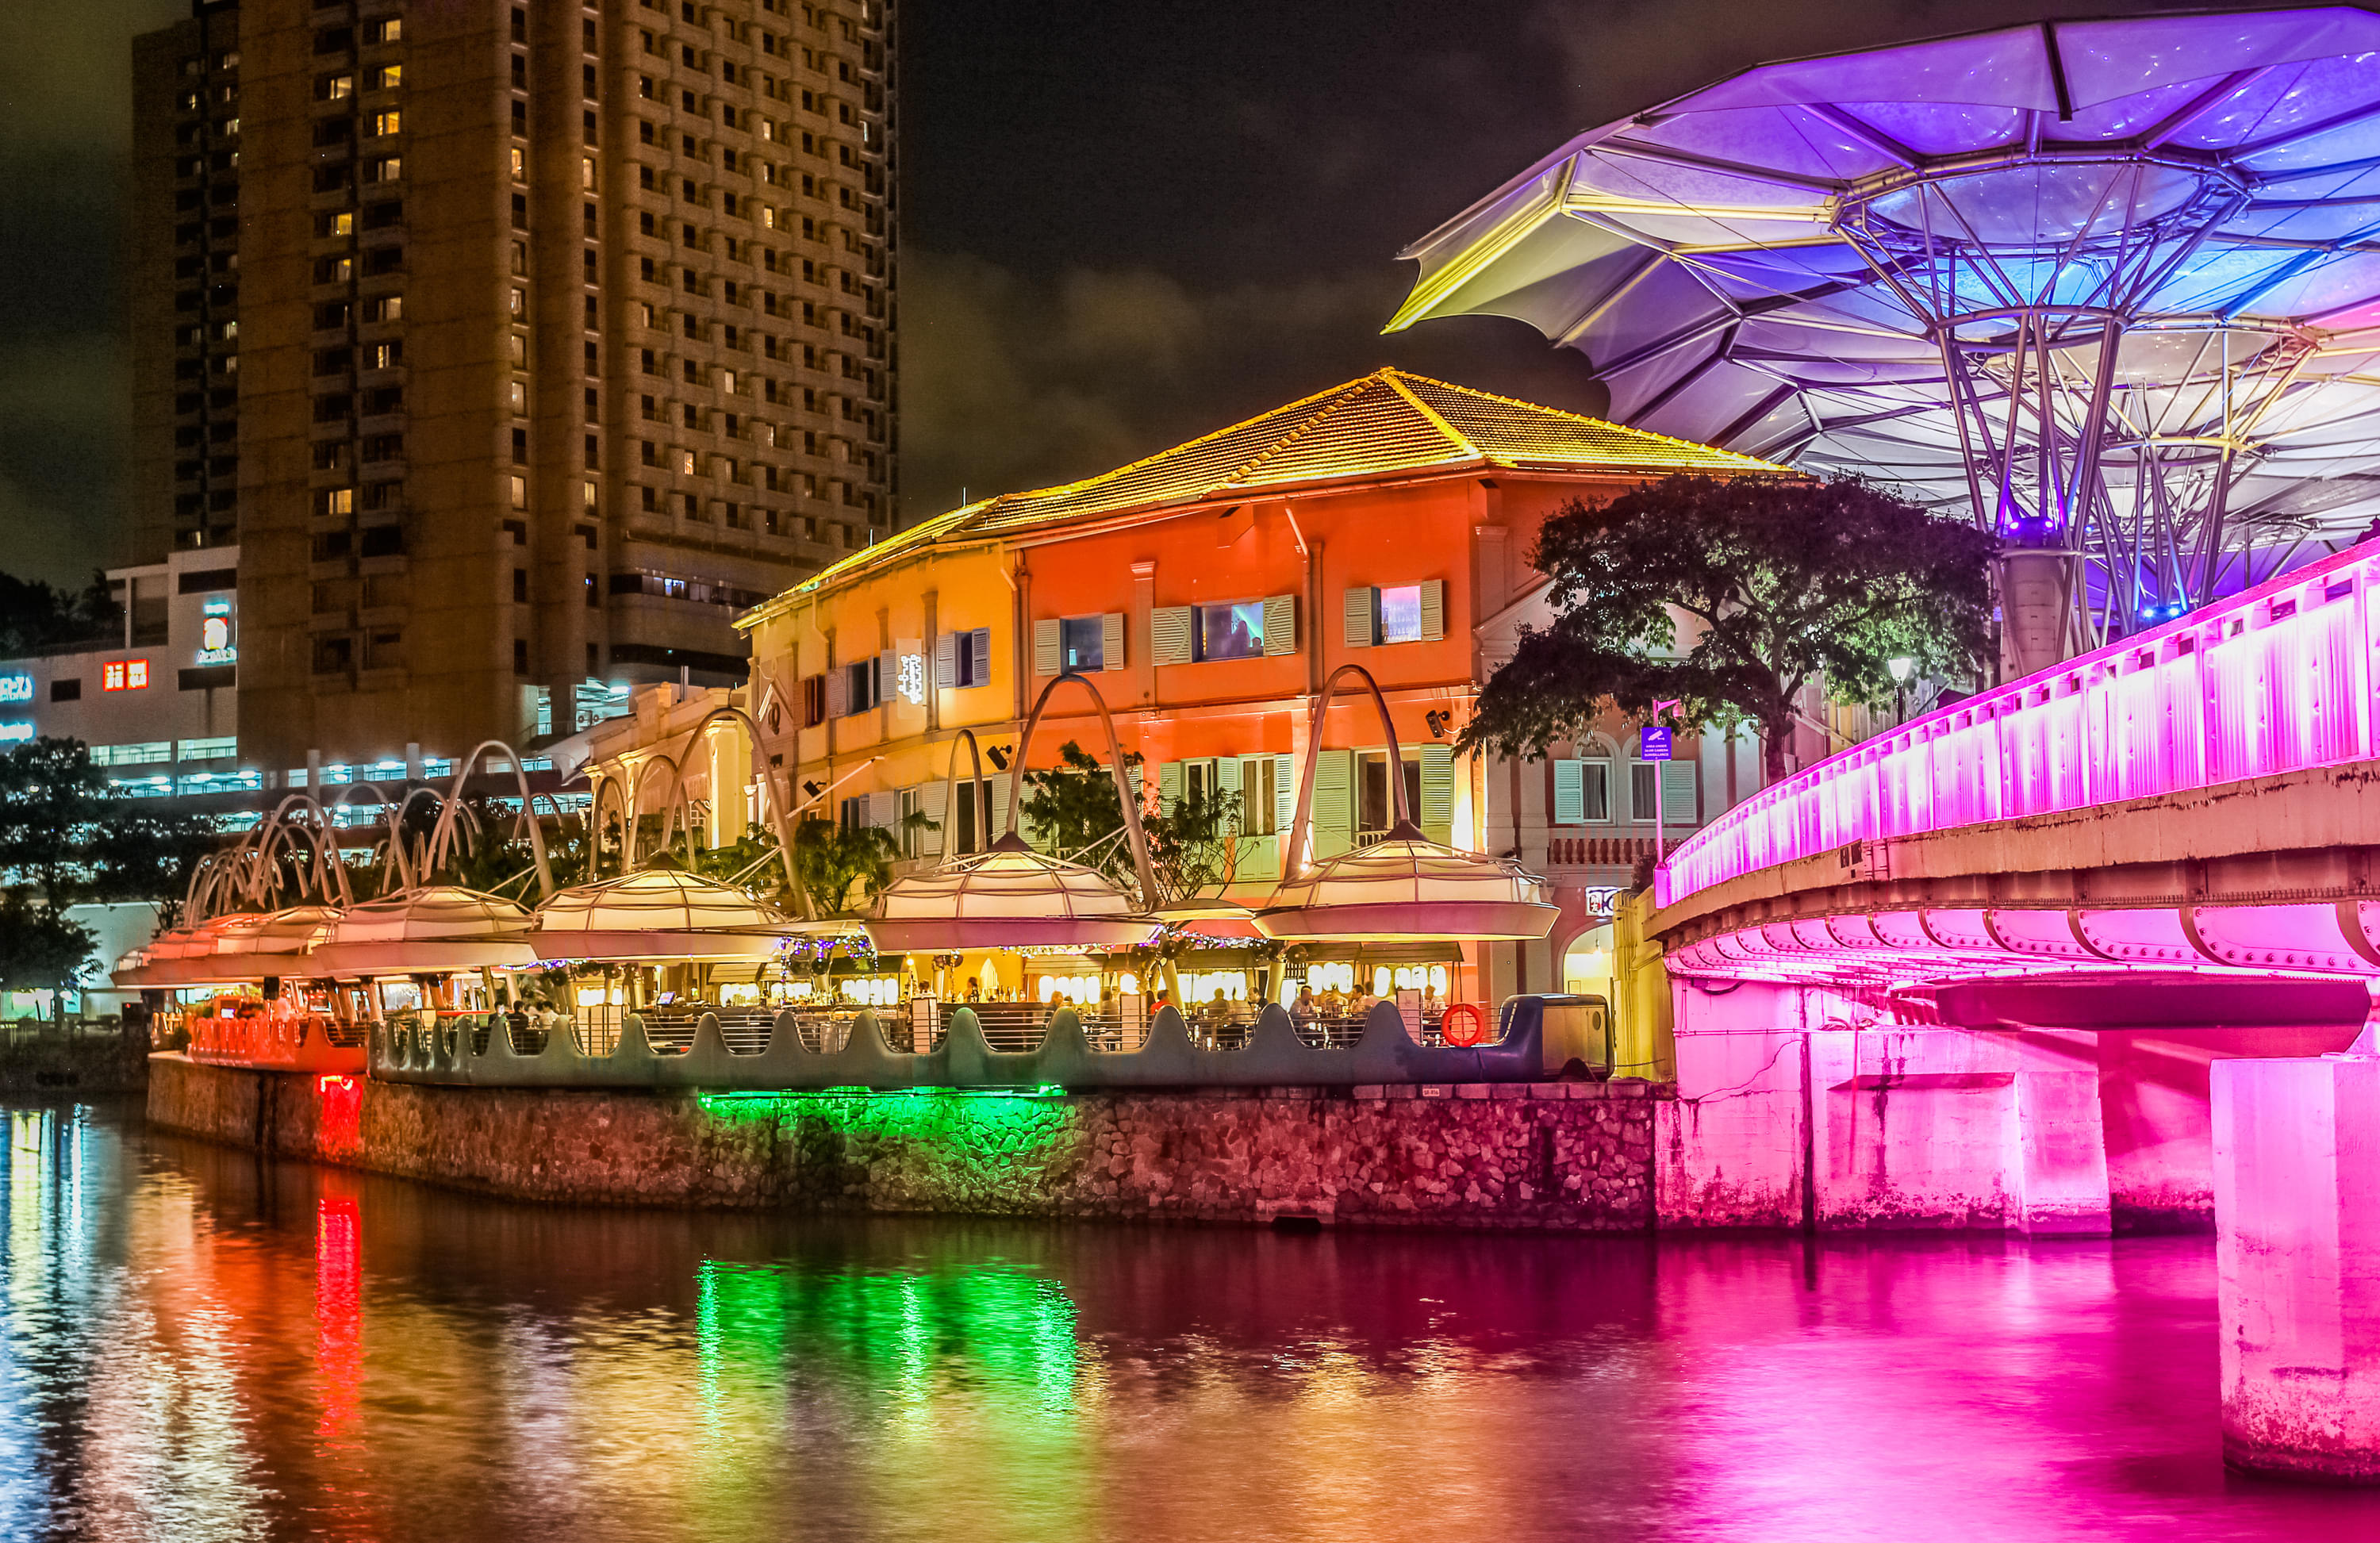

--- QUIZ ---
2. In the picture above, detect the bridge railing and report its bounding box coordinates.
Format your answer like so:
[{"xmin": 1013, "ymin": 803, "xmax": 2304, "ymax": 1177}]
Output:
[{"xmin": 1658, "ymin": 540, "xmax": 2380, "ymax": 908}]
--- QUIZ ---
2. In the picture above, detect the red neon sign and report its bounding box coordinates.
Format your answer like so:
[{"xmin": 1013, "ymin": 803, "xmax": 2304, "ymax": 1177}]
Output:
[{"xmin": 101, "ymin": 660, "xmax": 150, "ymax": 693}]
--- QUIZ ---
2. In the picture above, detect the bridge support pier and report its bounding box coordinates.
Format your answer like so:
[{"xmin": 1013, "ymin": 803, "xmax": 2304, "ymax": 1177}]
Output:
[
  {"xmin": 2213, "ymin": 1039, "xmax": 2380, "ymax": 1482},
  {"xmin": 1660, "ymin": 981, "xmax": 2109, "ymax": 1232}
]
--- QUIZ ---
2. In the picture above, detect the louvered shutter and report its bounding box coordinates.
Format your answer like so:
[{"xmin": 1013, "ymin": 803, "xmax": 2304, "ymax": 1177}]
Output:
[
  {"xmin": 1274, "ymin": 754, "xmax": 1294, "ymax": 836},
  {"xmin": 1419, "ymin": 743, "xmax": 1454, "ymax": 842},
  {"xmin": 920, "ymin": 779, "xmax": 948, "ymax": 853},
  {"xmin": 1215, "ymin": 754, "xmax": 1242, "ymax": 830},
  {"xmin": 1151, "ymin": 606, "xmax": 1192, "ymax": 665},
  {"xmin": 1311, "ymin": 749, "xmax": 1353, "ymax": 861},
  {"xmin": 1661, "ymin": 761, "xmax": 1699, "ymax": 826},
  {"xmin": 971, "ymin": 628, "xmax": 991, "ymax": 686},
  {"xmin": 825, "ymin": 666, "xmax": 848, "ymax": 719},
  {"xmin": 1101, "ymin": 612, "xmax": 1125, "ymax": 670},
  {"xmin": 1262, "ymin": 594, "xmax": 1296, "ymax": 656},
  {"xmin": 986, "ymin": 772, "xmax": 1013, "ymax": 837},
  {"xmin": 876, "ymin": 650, "xmax": 894, "ymax": 707},
  {"xmin": 867, "ymin": 790, "xmax": 898, "ymax": 827},
  {"xmin": 1343, "ymin": 586, "xmax": 1376, "ymax": 648},
  {"xmin": 1158, "ymin": 760, "xmax": 1182, "ymax": 812},
  {"xmin": 1419, "ymin": 579, "xmax": 1445, "ymax": 642},
  {"xmin": 1033, "ymin": 618, "xmax": 1061, "ymax": 677},
  {"xmin": 1553, "ymin": 760, "xmax": 1584, "ymax": 824},
  {"xmin": 935, "ymin": 633, "xmax": 956, "ymax": 689}
]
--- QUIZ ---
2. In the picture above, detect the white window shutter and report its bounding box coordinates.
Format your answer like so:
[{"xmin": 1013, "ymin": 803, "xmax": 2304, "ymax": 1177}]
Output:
[
  {"xmin": 1151, "ymin": 606, "xmax": 1192, "ymax": 666},
  {"xmin": 1419, "ymin": 579, "xmax": 1445, "ymax": 642},
  {"xmin": 1419, "ymin": 743, "xmax": 1454, "ymax": 835},
  {"xmin": 971, "ymin": 628, "xmax": 991, "ymax": 685},
  {"xmin": 1215, "ymin": 754, "xmax": 1242, "ymax": 821},
  {"xmin": 1342, "ymin": 586, "xmax": 1375, "ymax": 648},
  {"xmin": 876, "ymin": 650, "xmax": 894, "ymax": 706},
  {"xmin": 1661, "ymin": 761, "xmax": 1699, "ymax": 825},
  {"xmin": 986, "ymin": 772, "xmax": 1012, "ymax": 836},
  {"xmin": 1158, "ymin": 760, "xmax": 1182, "ymax": 811},
  {"xmin": 1553, "ymin": 760, "xmax": 1584, "ymax": 824},
  {"xmin": 1311, "ymin": 749, "xmax": 1353, "ymax": 859},
  {"xmin": 934, "ymin": 632, "xmax": 956, "ymax": 689},
  {"xmin": 919, "ymin": 777, "xmax": 947, "ymax": 828},
  {"xmin": 825, "ymin": 667, "xmax": 848, "ymax": 719},
  {"xmin": 1274, "ymin": 753, "xmax": 1294, "ymax": 836},
  {"xmin": 1033, "ymin": 617, "xmax": 1061, "ymax": 676},
  {"xmin": 867, "ymin": 789, "xmax": 898, "ymax": 827},
  {"xmin": 1101, "ymin": 612, "xmax": 1125, "ymax": 670},
  {"xmin": 1262, "ymin": 593, "xmax": 1296, "ymax": 656}
]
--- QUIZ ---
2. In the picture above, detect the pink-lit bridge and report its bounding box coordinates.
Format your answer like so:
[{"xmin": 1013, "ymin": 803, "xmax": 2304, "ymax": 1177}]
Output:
[
  {"xmin": 1642, "ymin": 541, "xmax": 2380, "ymax": 1482},
  {"xmin": 1653, "ymin": 537, "xmax": 2380, "ymax": 988}
]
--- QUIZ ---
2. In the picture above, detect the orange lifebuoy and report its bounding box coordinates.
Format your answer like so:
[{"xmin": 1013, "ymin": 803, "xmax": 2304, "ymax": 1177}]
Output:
[{"xmin": 1440, "ymin": 1002, "xmax": 1488, "ymax": 1047}]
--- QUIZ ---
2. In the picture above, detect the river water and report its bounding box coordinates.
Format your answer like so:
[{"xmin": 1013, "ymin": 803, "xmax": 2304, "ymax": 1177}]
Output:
[{"xmin": 1, "ymin": 1100, "xmax": 2375, "ymax": 1542}]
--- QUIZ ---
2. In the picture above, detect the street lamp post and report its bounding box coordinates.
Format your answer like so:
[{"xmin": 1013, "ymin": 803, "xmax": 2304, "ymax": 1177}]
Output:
[{"xmin": 1888, "ymin": 657, "xmax": 1916, "ymax": 728}]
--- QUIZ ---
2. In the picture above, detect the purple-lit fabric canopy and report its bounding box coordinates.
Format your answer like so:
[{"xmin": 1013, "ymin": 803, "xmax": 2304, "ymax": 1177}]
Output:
[{"xmin": 1391, "ymin": 8, "xmax": 2380, "ymax": 628}]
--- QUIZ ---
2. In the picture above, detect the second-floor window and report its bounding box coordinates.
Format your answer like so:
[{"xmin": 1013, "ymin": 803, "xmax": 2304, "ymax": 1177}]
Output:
[{"xmin": 1060, "ymin": 616, "xmax": 1104, "ymax": 672}]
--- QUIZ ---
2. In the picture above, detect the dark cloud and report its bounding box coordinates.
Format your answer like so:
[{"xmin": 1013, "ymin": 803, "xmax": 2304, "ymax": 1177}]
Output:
[
  {"xmin": 0, "ymin": 0, "xmax": 185, "ymax": 584},
  {"xmin": 0, "ymin": 0, "xmax": 2214, "ymax": 574},
  {"xmin": 892, "ymin": 0, "xmax": 2190, "ymax": 522}
]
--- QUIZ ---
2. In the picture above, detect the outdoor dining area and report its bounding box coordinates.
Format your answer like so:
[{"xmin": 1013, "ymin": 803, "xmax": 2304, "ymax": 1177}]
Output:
[{"xmin": 119, "ymin": 670, "xmax": 1591, "ymax": 1088}]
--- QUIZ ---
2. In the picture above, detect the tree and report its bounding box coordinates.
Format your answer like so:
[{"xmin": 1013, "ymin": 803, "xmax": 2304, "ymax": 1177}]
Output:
[
  {"xmin": 0, "ymin": 896, "xmax": 92, "ymax": 1005},
  {"xmin": 0, "ymin": 739, "xmax": 221, "ymax": 917},
  {"xmin": 790, "ymin": 817, "xmax": 902, "ymax": 918},
  {"xmin": 0, "ymin": 570, "xmax": 119, "ymax": 656},
  {"xmin": 1019, "ymin": 740, "xmax": 1240, "ymax": 903},
  {"xmin": 1457, "ymin": 475, "xmax": 1995, "ymax": 783}
]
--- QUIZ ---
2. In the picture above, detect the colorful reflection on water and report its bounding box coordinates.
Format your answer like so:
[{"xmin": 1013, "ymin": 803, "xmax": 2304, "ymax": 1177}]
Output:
[{"xmin": 0, "ymin": 1100, "xmax": 2374, "ymax": 1541}]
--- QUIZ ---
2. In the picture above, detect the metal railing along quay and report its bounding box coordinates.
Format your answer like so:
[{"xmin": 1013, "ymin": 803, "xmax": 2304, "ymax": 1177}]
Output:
[{"xmin": 367, "ymin": 998, "xmax": 1610, "ymax": 1091}]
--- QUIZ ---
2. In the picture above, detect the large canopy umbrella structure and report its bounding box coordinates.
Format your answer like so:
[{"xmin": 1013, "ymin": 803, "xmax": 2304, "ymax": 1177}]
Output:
[
  {"xmin": 864, "ymin": 685, "xmax": 1161, "ymax": 954},
  {"xmin": 305, "ymin": 886, "xmax": 536, "ymax": 976},
  {"xmin": 528, "ymin": 869, "xmax": 794, "ymax": 962},
  {"xmin": 1253, "ymin": 666, "xmax": 1559, "ymax": 943},
  {"xmin": 1390, "ymin": 7, "xmax": 2380, "ymax": 654}
]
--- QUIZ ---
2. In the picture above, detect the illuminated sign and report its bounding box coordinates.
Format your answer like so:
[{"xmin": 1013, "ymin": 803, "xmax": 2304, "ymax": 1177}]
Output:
[
  {"xmin": 0, "ymin": 674, "xmax": 30, "ymax": 704},
  {"xmin": 1639, "ymin": 727, "xmax": 1672, "ymax": 761},
  {"xmin": 0, "ymin": 724, "xmax": 31, "ymax": 744},
  {"xmin": 896, "ymin": 652, "xmax": 925, "ymax": 706},
  {"xmin": 196, "ymin": 615, "xmax": 237, "ymax": 665},
  {"xmin": 102, "ymin": 660, "xmax": 151, "ymax": 693},
  {"xmin": 1579, "ymin": 885, "xmax": 1623, "ymax": 915}
]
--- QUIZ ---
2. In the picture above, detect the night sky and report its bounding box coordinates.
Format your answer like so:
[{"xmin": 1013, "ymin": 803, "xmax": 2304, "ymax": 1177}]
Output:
[{"xmin": 0, "ymin": 0, "xmax": 2186, "ymax": 584}]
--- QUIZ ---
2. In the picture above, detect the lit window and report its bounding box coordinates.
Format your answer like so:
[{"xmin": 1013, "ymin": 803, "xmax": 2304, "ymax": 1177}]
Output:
[
  {"xmin": 582, "ymin": 156, "xmax": 597, "ymax": 189},
  {"xmin": 370, "ymin": 110, "xmax": 401, "ymax": 136},
  {"xmin": 509, "ymin": 379, "xmax": 528, "ymax": 413},
  {"xmin": 1377, "ymin": 584, "xmax": 1422, "ymax": 644},
  {"xmin": 374, "ymin": 64, "xmax": 401, "ymax": 89},
  {"xmin": 509, "ymin": 475, "xmax": 528, "ymax": 509},
  {"xmin": 1194, "ymin": 602, "xmax": 1265, "ymax": 662},
  {"xmin": 1059, "ymin": 616, "xmax": 1103, "ymax": 672},
  {"xmin": 510, "ymin": 146, "xmax": 526, "ymax": 179},
  {"xmin": 325, "ymin": 75, "xmax": 355, "ymax": 99}
]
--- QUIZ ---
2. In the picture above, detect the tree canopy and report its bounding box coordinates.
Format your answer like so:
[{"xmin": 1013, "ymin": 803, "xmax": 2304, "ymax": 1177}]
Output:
[
  {"xmin": 0, "ymin": 739, "xmax": 220, "ymax": 917},
  {"xmin": 0, "ymin": 570, "xmax": 120, "ymax": 656},
  {"xmin": 1457, "ymin": 474, "xmax": 1995, "ymax": 781}
]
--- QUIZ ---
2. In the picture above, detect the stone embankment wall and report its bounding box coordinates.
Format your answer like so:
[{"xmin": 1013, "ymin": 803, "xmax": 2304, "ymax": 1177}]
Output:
[{"xmin": 148, "ymin": 1055, "xmax": 1660, "ymax": 1230}]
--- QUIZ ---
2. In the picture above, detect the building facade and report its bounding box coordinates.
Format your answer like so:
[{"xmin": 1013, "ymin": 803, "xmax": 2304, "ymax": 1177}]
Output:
[
  {"xmin": 131, "ymin": 0, "xmax": 898, "ymax": 774},
  {"xmin": 0, "ymin": 548, "xmax": 244, "ymax": 796},
  {"xmin": 585, "ymin": 371, "xmax": 1782, "ymax": 1008}
]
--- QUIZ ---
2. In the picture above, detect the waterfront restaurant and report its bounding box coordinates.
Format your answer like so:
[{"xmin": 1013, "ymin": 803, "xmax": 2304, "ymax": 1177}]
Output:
[{"xmin": 581, "ymin": 370, "xmax": 1783, "ymax": 1053}]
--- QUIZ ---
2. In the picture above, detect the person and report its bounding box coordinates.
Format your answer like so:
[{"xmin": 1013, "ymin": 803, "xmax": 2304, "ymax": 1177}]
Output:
[
  {"xmin": 506, "ymin": 998, "xmax": 531, "ymax": 1040},
  {"xmin": 965, "ymin": 976, "xmax": 982, "ymax": 1003},
  {"xmin": 1291, "ymin": 986, "xmax": 1317, "ymax": 1028}
]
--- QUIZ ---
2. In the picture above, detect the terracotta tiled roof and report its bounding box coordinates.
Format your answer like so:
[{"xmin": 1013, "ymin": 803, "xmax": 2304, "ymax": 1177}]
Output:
[{"xmin": 743, "ymin": 368, "xmax": 1786, "ymax": 621}]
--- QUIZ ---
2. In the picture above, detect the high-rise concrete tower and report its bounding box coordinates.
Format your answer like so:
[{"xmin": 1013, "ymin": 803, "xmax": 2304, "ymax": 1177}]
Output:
[{"xmin": 133, "ymin": 0, "xmax": 897, "ymax": 773}]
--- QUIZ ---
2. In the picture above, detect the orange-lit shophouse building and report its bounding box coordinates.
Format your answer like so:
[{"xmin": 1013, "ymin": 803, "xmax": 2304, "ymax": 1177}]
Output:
[{"xmin": 584, "ymin": 369, "xmax": 1782, "ymax": 1008}]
